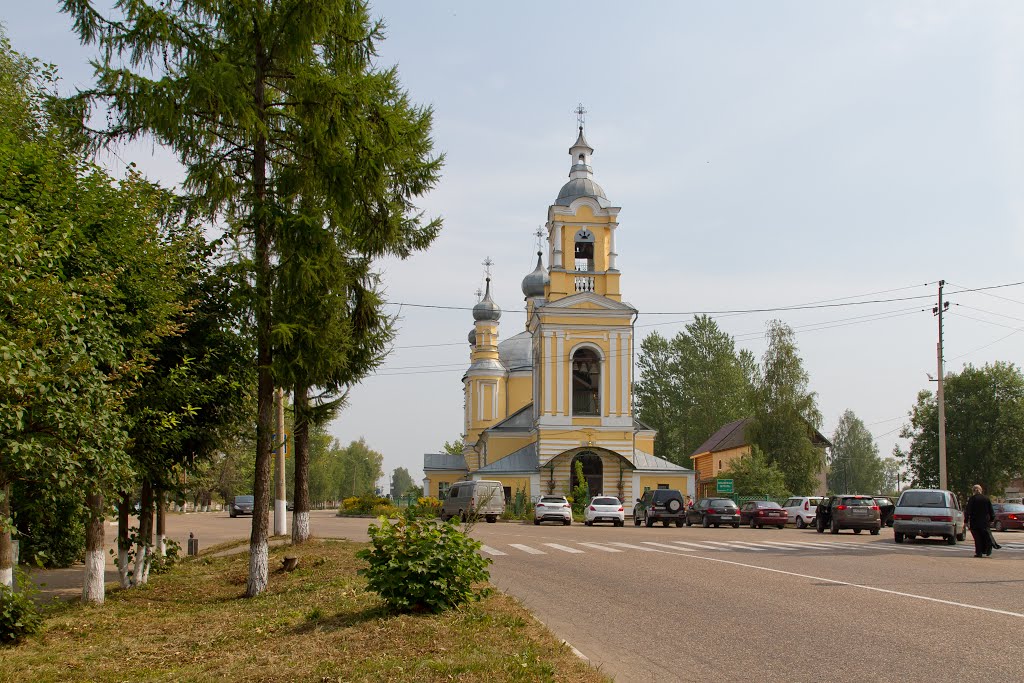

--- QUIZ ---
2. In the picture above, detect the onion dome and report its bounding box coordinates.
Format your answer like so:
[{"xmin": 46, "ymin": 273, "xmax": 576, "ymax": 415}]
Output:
[
  {"xmin": 472, "ymin": 277, "xmax": 501, "ymax": 322},
  {"xmin": 521, "ymin": 251, "xmax": 549, "ymax": 298},
  {"xmin": 467, "ymin": 328, "xmax": 477, "ymax": 345},
  {"xmin": 555, "ymin": 127, "xmax": 611, "ymax": 208}
]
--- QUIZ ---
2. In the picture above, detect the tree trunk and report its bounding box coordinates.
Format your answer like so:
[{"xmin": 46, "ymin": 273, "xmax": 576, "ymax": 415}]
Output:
[
  {"xmin": 156, "ymin": 488, "xmax": 166, "ymax": 556},
  {"xmin": 247, "ymin": 56, "xmax": 272, "ymax": 597},
  {"xmin": 82, "ymin": 492, "xmax": 106, "ymax": 604},
  {"xmin": 133, "ymin": 480, "xmax": 153, "ymax": 587},
  {"xmin": 118, "ymin": 493, "xmax": 130, "ymax": 588},
  {"xmin": 292, "ymin": 379, "xmax": 311, "ymax": 543},
  {"xmin": 0, "ymin": 478, "xmax": 12, "ymax": 589}
]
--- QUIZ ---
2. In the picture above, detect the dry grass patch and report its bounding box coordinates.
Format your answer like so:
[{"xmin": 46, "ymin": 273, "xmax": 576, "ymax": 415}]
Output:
[{"xmin": 0, "ymin": 540, "xmax": 609, "ymax": 682}]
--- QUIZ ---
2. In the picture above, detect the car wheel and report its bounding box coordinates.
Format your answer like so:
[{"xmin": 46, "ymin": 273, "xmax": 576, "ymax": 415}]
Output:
[
  {"xmin": 894, "ymin": 532, "xmax": 904, "ymax": 544},
  {"xmin": 667, "ymin": 499, "xmax": 682, "ymax": 513},
  {"xmin": 956, "ymin": 529, "xmax": 967, "ymax": 542},
  {"xmin": 994, "ymin": 521, "xmax": 1004, "ymax": 532},
  {"xmin": 460, "ymin": 510, "xmax": 467, "ymax": 522},
  {"xmin": 777, "ymin": 525, "xmax": 785, "ymax": 530},
  {"xmin": 816, "ymin": 519, "xmax": 824, "ymax": 534},
  {"xmin": 732, "ymin": 523, "xmax": 739, "ymax": 529},
  {"xmin": 663, "ymin": 520, "xmax": 671, "ymax": 527},
  {"xmin": 230, "ymin": 511, "xmax": 236, "ymax": 518},
  {"xmin": 796, "ymin": 517, "xmax": 806, "ymax": 529},
  {"xmin": 585, "ymin": 520, "xmax": 593, "ymax": 526},
  {"xmin": 830, "ymin": 518, "xmax": 839, "ymax": 535},
  {"xmin": 645, "ymin": 514, "xmax": 654, "ymax": 528},
  {"xmin": 685, "ymin": 517, "xmax": 692, "ymax": 527},
  {"xmin": 675, "ymin": 520, "xmax": 684, "ymax": 527},
  {"xmin": 870, "ymin": 527, "xmax": 880, "ymax": 536},
  {"xmin": 534, "ymin": 518, "xmax": 540, "ymax": 525},
  {"xmin": 702, "ymin": 516, "xmax": 710, "ymax": 528},
  {"xmin": 906, "ymin": 534, "xmax": 916, "ymax": 541},
  {"xmin": 616, "ymin": 520, "xmax": 624, "ymax": 527},
  {"xmin": 946, "ymin": 533, "xmax": 956, "ymax": 545},
  {"xmin": 749, "ymin": 517, "xmax": 757, "ymax": 529},
  {"xmin": 565, "ymin": 518, "xmax": 572, "ymax": 526},
  {"xmin": 714, "ymin": 523, "xmax": 720, "ymax": 528},
  {"xmin": 634, "ymin": 514, "xmax": 641, "ymax": 527},
  {"xmin": 853, "ymin": 528, "xmax": 862, "ymax": 535},
  {"xmin": 486, "ymin": 515, "xmax": 497, "ymax": 523}
]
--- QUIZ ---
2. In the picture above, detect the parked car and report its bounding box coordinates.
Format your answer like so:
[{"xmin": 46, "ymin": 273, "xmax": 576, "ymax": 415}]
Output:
[
  {"xmin": 816, "ymin": 495, "xmax": 881, "ymax": 535},
  {"xmin": 441, "ymin": 480, "xmax": 505, "ymax": 523},
  {"xmin": 634, "ymin": 489, "xmax": 687, "ymax": 527},
  {"xmin": 739, "ymin": 500, "xmax": 788, "ymax": 529},
  {"xmin": 686, "ymin": 497, "xmax": 740, "ymax": 528},
  {"xmin": 534, "ymin": 495, "xmax": 572, "ymax": 526},
  {"xmin": 781, "ymin": 496, "xmax": 824, "ymax": 529},
  {"xmin": 892, "ymin": 488, "xmax": 966, "ymax": 545},
  {"xmin": 874, "ymin": 496, "xmax": 895, "ymax": 527},
  {"xmin": 229, "ymin": 495, "xmax": 254, "ymax": 518},
  {"xmin": 992, "ymin": 503, "xmax": 1024, "ymax": 531},
  {"xmin": 585, "ymin": 496, "xmax": 625, "ymax": 526}
]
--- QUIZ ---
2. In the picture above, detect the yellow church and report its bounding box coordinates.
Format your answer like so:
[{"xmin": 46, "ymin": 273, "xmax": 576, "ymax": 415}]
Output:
[{"xmin": 423, "ymin": 124, "xmax": 694, "ymax": 508}]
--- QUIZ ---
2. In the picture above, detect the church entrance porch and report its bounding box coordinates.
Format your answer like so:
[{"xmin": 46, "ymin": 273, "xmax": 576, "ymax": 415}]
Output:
[
  {"xmin": 570, "ymin": 451, "xmax": 603, "ymax": 496},
  {"xmin": 542, "ymin": 448, "xmax": 635, "ymax": 503}
]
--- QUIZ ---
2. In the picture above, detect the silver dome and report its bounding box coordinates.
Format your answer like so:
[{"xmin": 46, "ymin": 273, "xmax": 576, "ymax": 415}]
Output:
[
  {"xmin": 472, "ymin": 277, "xmax": 501, "ymax": 322},
  {"xmin": 498, "ymin": 331, "xmax": 533, "ymax": 371},
  {"xmin": 555, "ymin": 174, "xmax": 611, "ymax": 208},
  {"xmin": 521, "ymin": 251, "xmax": 549, "ymax": 298},
  {"xmin": 468, "ymin": 328, "xmax": 477, "ymax": 345}
]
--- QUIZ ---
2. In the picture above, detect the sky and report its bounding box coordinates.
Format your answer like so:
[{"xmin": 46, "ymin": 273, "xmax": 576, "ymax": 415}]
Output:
[{"xmin": 4, "ymin": 1, "xmax": 1024, "ymax": 490}]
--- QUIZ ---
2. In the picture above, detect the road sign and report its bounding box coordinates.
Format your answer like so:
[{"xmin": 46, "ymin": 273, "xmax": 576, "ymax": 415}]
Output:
[{"xmin": 716, "ymin": 479, "xmax": 734, "ymax": 494}]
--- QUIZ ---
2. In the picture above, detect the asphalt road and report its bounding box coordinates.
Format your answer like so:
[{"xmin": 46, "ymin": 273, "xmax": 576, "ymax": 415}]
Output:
[{"xmin": 28, "ymin": 512, "xmax": 1024, "ymax": 682}]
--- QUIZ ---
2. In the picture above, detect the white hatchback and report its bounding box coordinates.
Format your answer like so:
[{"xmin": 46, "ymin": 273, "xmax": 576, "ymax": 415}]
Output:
[
  {"xmin": 584, "ymin": 496, "xmax": 625, "ymax": 527},
  {"xmin": 782, "ymin": 496, "xmax": 824, "ymax": 529},
  {"xmin": 534, "ymin": 496, "xmax": 572, "ymax": 526}
]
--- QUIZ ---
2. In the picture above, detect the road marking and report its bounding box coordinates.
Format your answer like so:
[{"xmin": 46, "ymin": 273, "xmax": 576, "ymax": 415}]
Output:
[
  {"xmin": 760, "ymin": 540, "xmax": 837, "ymax": 550},
  {"xmin": 608, "ymin": 542, "xmax": 659, "ymax": 552},
  {"xmin": 641, "ymin": 547, "xmax": 1024, "ymax": 619},
  {"xmin": 509, "ymin": 544, "xmax": 546, "ymax": 555},
  {"xmin": 544, "ymin": 543, "xmax": 584, "ymax": 554},
  {"xmin": 673, "ymin": 540, "xmax": 730, "ymax": 551},
  {"xmin": 641, "ymin": 541, "xmax": 696, "ymax": 551},
  {"xmin": 579, "ymin": 542, "xmax": 622, "ymax": 553},
  {"xmin": 704, "ymin": 540, "xmax": 766, "ymax": 551},
  {"xmin": 718, "ymin": 541, "xmax": 768, "ymax": 551},
  {"xmin": 480, "ymin": 545, "xmax": 507, "ymax": 556}
]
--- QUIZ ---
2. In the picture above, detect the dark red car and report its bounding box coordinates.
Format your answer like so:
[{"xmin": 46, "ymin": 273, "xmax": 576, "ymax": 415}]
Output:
[
  {"xmin": 739, "ymin": 500, "xmax": 788, "ymax": 529},
  {"xmin": 992, "ymin": 503, "xmax": 1024, "ymax": 531}
]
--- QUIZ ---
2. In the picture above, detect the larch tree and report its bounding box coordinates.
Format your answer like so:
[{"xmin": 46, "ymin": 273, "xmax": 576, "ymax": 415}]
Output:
[
  {"xmin": 827, "ymin": 410, "xmax": 883, "ymax": 494},
  {"xmin": 747, "ymin": 320, "xmax": 824, "ymax": 495},
  {"xmin": 62, "ymin": 0, "xmax": 442, "ymax": 595}
]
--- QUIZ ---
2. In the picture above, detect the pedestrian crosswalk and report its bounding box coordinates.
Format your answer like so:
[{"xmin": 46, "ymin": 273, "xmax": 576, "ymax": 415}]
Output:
[{"xmin": 478, "ymin": 538, "xmax": 1024, "ymax": 558}]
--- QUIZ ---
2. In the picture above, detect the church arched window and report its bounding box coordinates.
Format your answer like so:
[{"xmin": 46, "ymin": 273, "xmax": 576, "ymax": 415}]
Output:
[
  {"xmin": 571, "ymin": 347, "xmax": 600, "ymax": 416},
  {"xmin": 574, "ymin": 228, "xmax": 595, "ymax": 272}
]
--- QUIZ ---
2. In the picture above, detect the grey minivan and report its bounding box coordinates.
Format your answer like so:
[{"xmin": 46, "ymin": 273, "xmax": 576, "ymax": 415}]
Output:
[
  {"xmin": 441, "ymin": 480, "xmax": 504, "ymax": 523},
  {"xmin": 892, "ymin": 488, "xmax": 966, "ymax": 545}
]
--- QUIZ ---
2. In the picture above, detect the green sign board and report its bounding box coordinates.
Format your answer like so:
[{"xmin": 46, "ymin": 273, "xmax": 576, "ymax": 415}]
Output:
[{"xmin": 716, "ymin": 479, "xmax": 734, "ymax": 494}]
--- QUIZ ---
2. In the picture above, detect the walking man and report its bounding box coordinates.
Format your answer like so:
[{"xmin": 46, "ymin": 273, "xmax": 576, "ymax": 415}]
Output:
[{"xmin": 965, "ymin": 484, "xmax": 995, "ymax": 558}]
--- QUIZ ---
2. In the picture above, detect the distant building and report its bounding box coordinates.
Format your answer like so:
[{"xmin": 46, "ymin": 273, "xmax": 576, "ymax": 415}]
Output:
[
  {"xmin": 689, "ymin": 417, "xmax": 831, "ymax": 497},
  {"xmin": 423, "ymin": 124, "xmax": 694, "ymax": 505}
]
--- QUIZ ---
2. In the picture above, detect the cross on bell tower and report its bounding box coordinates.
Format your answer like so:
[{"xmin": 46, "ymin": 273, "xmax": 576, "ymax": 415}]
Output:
[{"xmin": 574, "ymin": 103, "xmax": 587, "ymax": 132}]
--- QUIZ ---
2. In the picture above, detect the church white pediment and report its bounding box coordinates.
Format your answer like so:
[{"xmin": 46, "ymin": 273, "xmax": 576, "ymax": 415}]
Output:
[{"xmin": 539, "ymin": 291, "xmax": 637, "ymax": 313}]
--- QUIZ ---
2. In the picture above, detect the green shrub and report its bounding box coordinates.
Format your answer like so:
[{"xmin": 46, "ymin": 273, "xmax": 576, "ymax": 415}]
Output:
[
  {"xmin": 13, "ymin": 480, "xmax": 86, "ymax": 568},
  {"xmin": 357, "ymin": 516, "xmax": 492, "ymax": 613},
  {"xmin": 339, "ymin": 494, "xmax": 391, "ymax": 515},
  {"xmin": 369, "ymin": 504, "xmax": 399, "ymax": 518},
  {"xmin": 414, "ymin": 496, "xmax": 442, "ymax": 518},
  {"xmin": 570, "ymin": 460, "xmax": 589, "ymax": 516},
  {"xmin": 0, "ymin": 571, "xmax": 43, "ymax": 644}
]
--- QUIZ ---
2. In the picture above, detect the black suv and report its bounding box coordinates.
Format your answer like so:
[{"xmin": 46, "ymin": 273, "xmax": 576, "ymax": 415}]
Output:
[
  {"xmin": 633, "ymin": 489, "xmax": 687, "ymax": 527},
  {"xmin": 686, "ymin": 497, "xmax": 740, "ymax": 528}
]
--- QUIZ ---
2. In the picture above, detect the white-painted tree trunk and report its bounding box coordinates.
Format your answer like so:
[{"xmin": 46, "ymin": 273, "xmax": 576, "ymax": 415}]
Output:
[
  {"xmin": 132, "ymin": 544, "xmax": 148, "ymax": 586},
  {"xmin": 158, "ymin": 534, "xmax": 166, "ymax": 557},
  {"xmin": 292, "ymin": 510, "xmax": 310, "ymax": 543},
  {"xmin": 246, "ymin": 542, "xmax": 268, "ymax": 596},
  {"xmin": 81, "ymin": 550, "xmax": 106, "ymax": 604},
  {"xmin": 0, "ymin": 567, "xmax": 11, "ymax": 589},
  {"xmin": 118, "ymin": 547, "xmax": 131, "ymax": 588}
]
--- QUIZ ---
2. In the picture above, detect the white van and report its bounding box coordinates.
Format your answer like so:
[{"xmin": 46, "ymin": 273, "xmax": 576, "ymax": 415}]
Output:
[
  {"xmin": 893, "ymin": 488, "xmax": 966, "ymax": 545},
  {"xmin": 441, "ymin": 480, "xmax": 505, "ymax": 523}
]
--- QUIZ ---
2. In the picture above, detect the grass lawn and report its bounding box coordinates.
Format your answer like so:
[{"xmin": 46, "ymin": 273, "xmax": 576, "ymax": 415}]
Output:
[{"xmin": 0, "ymin": 539, "xmax": 610, "ymax": 682}]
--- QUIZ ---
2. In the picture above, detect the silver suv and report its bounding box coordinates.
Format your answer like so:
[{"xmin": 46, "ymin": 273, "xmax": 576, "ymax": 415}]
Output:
[{"xmin": 893, "ymin": 488, "xmax": 965, "ymax": 545}]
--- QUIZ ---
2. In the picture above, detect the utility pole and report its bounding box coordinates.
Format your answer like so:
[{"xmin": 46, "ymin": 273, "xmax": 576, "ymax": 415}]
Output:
[
  {"xmin": 933, "ymin": 280, "xmax": 949, "ymax": 490},
  {"xmin": 274, "ymin": 388, "xmax": 288, "ymax": 536}
]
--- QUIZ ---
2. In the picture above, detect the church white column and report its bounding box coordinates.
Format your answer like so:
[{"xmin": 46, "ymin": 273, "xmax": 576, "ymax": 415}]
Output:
[
  {"xmin": 608, "ymin": 223, "xmax": 618, "ymax": 271},
  {"xmin": 556, "ymin": 332, "xmax": 565, "ymax": 415},
  {"xmin": 545, "ymin": 331, "xmax": 554, "ymax": 416},
  {"xmin": 609, "ymin": 334, "xmax": 618, "ymax": 416},
  {"xmin": 553, "ymin": 223, "xmax": 563, "ymax": 268},
  {"xmin": 621, "ymin": 331, "xmax": 630, "ymax": 415}
]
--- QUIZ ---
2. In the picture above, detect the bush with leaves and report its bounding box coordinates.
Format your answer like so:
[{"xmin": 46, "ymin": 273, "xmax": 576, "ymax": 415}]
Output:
[
  {"xmin": 414, "ymin": 496, "xmax": 441, "ymax": 518},
  {"xmin": 12, "ymin": 481, "xmax": 85, "ymax": 568},
  {"xmin": 0, "ymin": 571, "xmax": 42, "ymax": 644},
  {"xmin": 357, "ymin": 515, "xmax": 492, "ymax": 613},
  {"xmin": 570, "ymin": 460, "xmax": 590, "ymax": 516}
]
